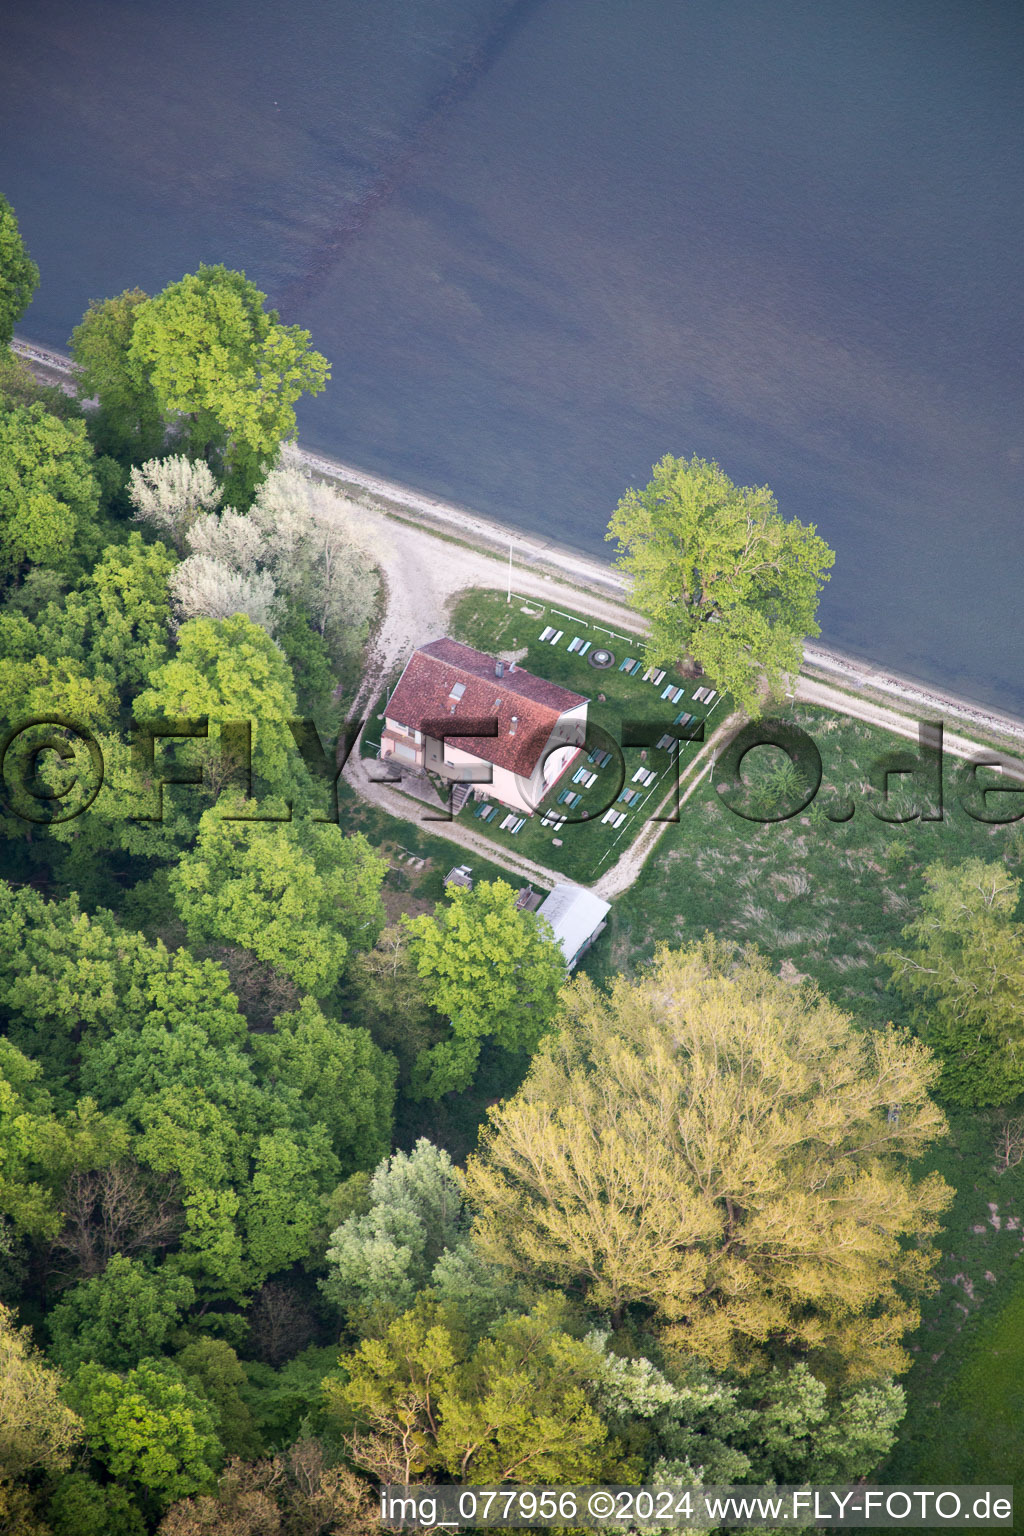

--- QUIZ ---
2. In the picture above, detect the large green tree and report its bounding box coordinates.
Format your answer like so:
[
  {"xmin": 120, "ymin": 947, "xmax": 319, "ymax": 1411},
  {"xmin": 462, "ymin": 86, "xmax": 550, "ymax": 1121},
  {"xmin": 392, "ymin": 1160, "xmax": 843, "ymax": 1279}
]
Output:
[
  {"xmin": 465, "ymin": 938, "xmax": 951, "ymax": 1381},
  {"xmin": 403, "ymin": 881, "xmax": 565, "ymax": 1098},
  {"xmin": 0, "ymin": 882, "xmax": 244, "ymax": 1086},
  {"xmin": 171, "ymin": 805, "xmax": 386, "ymax": 998},
  {"xmin": 250, "ymin": 996, "xmax": 394, "ymax": 1171},
  {"xmin": 46, "ymin": 1255, "xmax": 195, "ymax": 1374},
  {"xmin": 173, "ymin": 1339, "xmax": 261, "ymax": 1461},
  {"xmin": 67, "ymin": 1358, "xmax": 221, "ymax": 1508},
  {"xmin": 884, "ymin": 859, "xmax": 1024, "ymax": 1106},
  {"xmin": 0, "ymin": 399, "xmax": 100, "ymax": 579},
  {"xmin": 69, "ymin": 288, "xmax": 165, "ymax": 461},
  {"xmin": 133, "ymin": 613, "xmax": 307, "ymax": 807},
  {"xmin": 35, "ymin": 531, "xmax": 176, "ymax": 695},
  {"xmin": 0, "ymin": 195, "xmax": 39, "ymax": 348},
  {"xmin": 606, "ymin": 453, "xmax": 834, "ymax": 715},
  {"xmin": 129, "ymin": 264, "xmax": 329, "ymax": 504}
]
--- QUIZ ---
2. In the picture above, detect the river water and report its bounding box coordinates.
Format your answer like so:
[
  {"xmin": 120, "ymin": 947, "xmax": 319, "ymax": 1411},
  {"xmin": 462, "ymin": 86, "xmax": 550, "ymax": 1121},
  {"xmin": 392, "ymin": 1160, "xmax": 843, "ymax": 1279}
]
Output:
[{"xmin": 1, "ymin": 0, "xmax": 1022, "ymax": 712}]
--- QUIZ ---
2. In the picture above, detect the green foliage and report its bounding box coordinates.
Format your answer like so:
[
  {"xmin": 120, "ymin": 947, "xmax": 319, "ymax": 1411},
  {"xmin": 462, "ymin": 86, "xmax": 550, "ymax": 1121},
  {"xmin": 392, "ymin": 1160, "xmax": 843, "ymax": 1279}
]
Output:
[
  {"xmin": 129, "ymin": 264, "xmax": 329, "ymax": 504},
  {"xmin": 47, "ymin": 1473, "xmax": 146, "ymax": 1536},
  {"xmin": 403, "ymin": 881, "xmax": 565, "ymax": 1098},
  {"xmin": 0, "ymin": 1036, "xmax": 129, "ymax": 1240},
  {"xmin": 175, "ymin": 1338, "xmax": 262, "ymax": 1459},
  {"xmin": 68, "ymin": 1356, "xmax": 221, "ymax": 1507},
  {"xmin": 0, "ymin": 399, "xmax": 101, "ymax": 579},
  {"xmin": 466, "ymin": 939, "xmax": 952, "ymax": 1381},
  {"xmin": 346, "ymin": 925, "xmax": 439, "ymax": 1091},
  {"xmin": 324, "ymin": 1292, "xmax": 628, "ymax": 1484},
  {"xmin": 134, "ymin": 612, "xmax": 306, "ymax": 803},
  {"xmin": 171, "ymin": 808, "xmax": 386, "ymax": 997},
  {"xmin": 607, "ymin": 453, "xmax": 834, "ymax": 715},
  {"xmin": 243, "ymin": 1126, "xmax": 338, "ymax": 1275},
  {"xmin": 321, "ymin": 1139, "xmax": 466, "ymax": 1319},
  {"xmin": 0, "ymin": 195, "xmax": 39, "ymax": 348},
  {"xmin": 70, "ymin": 289, "xmax": 165, "ymax": 462},
  {"xmin": 0, "ymin": 881, "xmax": 244, "ymax": 1086},
  {"xmin": 276, "ymin": 597, "xmax": 344, "ymax": 728},
  {"xmin": 0, "ymin": 650, "xmax": 118, "ymax": 736},
  {"xmin": 589, "ymin": 1340, "xmax": 903, "ymax": 1485},
  {"xmin": 732, "ymin": 1362, "xmax": 905, "ymax": 1483},
  {"xmin": 0, "ymin": 1301, "xmax": 82, "ymax": 1480},
  {"xmin": 885, "ymin": 859, "xmax": 1024, "ymax": 1106},
  {"xmin": 251, "ymin": 996, "xmax": 395, "ymax": 1172},
  {"xmin": 77, "ymin": 1002, "xmax": 258, "ymax": 1126},
  {"xmin": 36, "ymin": 532, "xmax": 176, "ymax": 694},
  {"xmin": 242, "ymin": 1346, "xmax": 339, "ymax": 1446},
  {"xmin": 47, "ymin": 1255, "xmax": 195, "ymax": 1373}
]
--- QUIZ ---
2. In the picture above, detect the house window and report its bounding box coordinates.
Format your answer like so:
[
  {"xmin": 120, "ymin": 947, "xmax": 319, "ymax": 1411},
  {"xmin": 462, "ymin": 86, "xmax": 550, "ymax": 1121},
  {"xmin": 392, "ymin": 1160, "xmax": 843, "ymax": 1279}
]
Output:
[{"xmin": 388, "ymin": 722, "xmax": 423, "ymax": 744}]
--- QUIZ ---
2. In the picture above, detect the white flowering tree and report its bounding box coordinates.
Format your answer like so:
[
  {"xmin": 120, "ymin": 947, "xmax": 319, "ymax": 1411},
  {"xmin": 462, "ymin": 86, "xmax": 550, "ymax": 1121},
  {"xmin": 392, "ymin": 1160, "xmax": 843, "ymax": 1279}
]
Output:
[{"xmin": 127, "ymin": 455, "xmax": 221, "ymax": 554}]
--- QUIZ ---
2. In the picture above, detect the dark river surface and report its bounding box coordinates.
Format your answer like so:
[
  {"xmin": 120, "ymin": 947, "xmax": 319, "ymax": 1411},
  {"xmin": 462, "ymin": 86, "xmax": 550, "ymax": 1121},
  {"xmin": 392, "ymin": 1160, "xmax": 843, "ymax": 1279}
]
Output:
[{"xmin": 2, "ymin": 0, "xmax": 1022, "ymax": 713}]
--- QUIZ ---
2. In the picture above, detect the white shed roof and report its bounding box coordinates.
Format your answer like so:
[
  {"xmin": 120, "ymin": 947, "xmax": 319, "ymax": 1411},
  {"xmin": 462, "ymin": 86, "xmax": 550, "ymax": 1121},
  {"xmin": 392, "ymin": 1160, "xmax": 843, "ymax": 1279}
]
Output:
[{"xmin": 537, "ymin": 883, "xmax": 611, "ymax": 968}]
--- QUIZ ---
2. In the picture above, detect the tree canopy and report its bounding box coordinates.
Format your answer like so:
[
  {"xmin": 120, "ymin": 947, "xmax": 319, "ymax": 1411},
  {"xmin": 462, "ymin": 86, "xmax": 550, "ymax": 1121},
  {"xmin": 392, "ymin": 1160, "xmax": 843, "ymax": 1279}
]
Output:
[
  {"xmin": 67, "ymin": 1358, "xmax": 221, "ymax": 1508},
  {"xmin": 46, "ymin": 1255, "xmax": 195, "ymax": 1374},
  {"xmin": 33, "ymin": 532, "xmax": 176, "ymax": 695},
  {"xmin": 0, "ymin": 399, "xmax": 100, "ymax": 579},
  {"xmin": 129, "ymin": 265, "xmax": 329, "ymax": 504},
  {"xmin": 322, "ymin": 1138, "xmax": 467, "ymax": 1319},
  {"xmin": 884, "ymin": 859, "xmax": 1024, "ymax": 1106},
  {"xmin": 128, "ymin": 456, "xmax": 221, "ymax": 556},
  {"xmin": 70, "ymin": 288, "xmax": 165, "ymax": 461},
  {"xmin": 464, "ymin": 938, "xmax": 951, "ymax": 1380},
  {"xmin": 403, "ymin": 881, "xmax": 565, "ymax": 1098},
  {"xmin": 0, "ymin": 1301, "xmax": 82, "ymax": 1481},
  {"xmin": 324, "ymin": 1293, "xmax": 626, "ymax": 1486},
  {"xmin": 170, "ymin": 807, "xmax": 387, "ymax": 997},
  {"xmin": 133, "ymin": 613, "xmax": 306, "ymax": 807},
  {"xmin": 0, "ymin": 195, "xmax": 39, "ymax": 348},
  {"xmin": 606, "ymin": 453, "xmax": 835, "ymax": 715}
]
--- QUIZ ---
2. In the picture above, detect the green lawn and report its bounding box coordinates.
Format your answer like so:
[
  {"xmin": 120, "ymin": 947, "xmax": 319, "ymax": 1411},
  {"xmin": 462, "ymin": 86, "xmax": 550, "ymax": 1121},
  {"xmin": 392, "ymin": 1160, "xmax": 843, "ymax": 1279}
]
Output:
[
  {"xmin": 881, "ymin": 1106, "xmax": 1024, "ymax": 1494},
  {"xmin": 438, "ymin": 588, "xmax": 731, "ymax": 883},
  {"xmin": 582, "ymin": 703, "xmax": 1012, "ymax": 1011}
]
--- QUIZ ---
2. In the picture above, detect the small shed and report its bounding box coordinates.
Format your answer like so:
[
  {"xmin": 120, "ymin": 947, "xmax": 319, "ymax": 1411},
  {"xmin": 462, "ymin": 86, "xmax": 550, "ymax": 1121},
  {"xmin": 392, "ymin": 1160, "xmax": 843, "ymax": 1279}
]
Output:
[
  {"xmin": 444, "ymin": 864, "xmax": 474, "ymax": 890},
  {"xmin": 536, "ymin": 883, "xmax": 611, "ymax": 969}
]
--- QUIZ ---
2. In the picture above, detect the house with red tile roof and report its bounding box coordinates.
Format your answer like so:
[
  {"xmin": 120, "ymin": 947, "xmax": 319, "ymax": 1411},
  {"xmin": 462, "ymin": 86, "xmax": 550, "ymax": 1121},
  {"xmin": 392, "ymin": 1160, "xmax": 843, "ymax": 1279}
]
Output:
[{"xmin": 381, "ymin": 638, "xmax": 589, "ymax": 815}]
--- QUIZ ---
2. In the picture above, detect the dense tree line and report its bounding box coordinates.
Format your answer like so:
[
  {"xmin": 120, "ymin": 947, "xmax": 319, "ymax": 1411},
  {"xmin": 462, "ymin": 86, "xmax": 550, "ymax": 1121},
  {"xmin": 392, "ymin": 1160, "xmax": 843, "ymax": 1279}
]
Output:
[{"xmin": 0, "ymin": 193, "xmax": 1012, "ymax": 1535}]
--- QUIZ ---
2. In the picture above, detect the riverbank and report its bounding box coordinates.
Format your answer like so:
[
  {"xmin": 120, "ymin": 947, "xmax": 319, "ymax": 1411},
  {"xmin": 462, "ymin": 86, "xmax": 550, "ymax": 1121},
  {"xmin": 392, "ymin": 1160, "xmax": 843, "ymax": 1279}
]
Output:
[{"xmin": 14, "ymin": 333, "xmax": 1024, "ymax": 757}]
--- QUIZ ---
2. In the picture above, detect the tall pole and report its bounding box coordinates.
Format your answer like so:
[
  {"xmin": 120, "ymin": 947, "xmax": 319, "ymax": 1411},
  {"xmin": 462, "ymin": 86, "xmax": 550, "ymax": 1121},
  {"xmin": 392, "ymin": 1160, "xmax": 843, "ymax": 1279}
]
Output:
[{"xmin": 507, "ymin": 540, "xmax": 513, "ymax": 603}]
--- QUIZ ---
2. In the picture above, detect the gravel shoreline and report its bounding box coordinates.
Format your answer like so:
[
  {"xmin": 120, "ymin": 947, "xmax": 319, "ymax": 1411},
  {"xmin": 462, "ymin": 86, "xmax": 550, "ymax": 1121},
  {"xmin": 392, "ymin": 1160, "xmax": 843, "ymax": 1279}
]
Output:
[{"xmin": 15, "ymin": 333, "xmax": 1024, "ymax": 754}]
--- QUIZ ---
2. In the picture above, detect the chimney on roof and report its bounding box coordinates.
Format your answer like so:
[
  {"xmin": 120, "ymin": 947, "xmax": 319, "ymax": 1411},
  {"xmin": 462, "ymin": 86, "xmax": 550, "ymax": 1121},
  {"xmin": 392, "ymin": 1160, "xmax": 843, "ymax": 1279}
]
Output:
[
  {"xmin": 510, "ymin": 715, "xmax": 518, "ymax": 735},
  {"xmin": 495, "ymin": 660, "xmax": 504, "ymax": 678}
]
